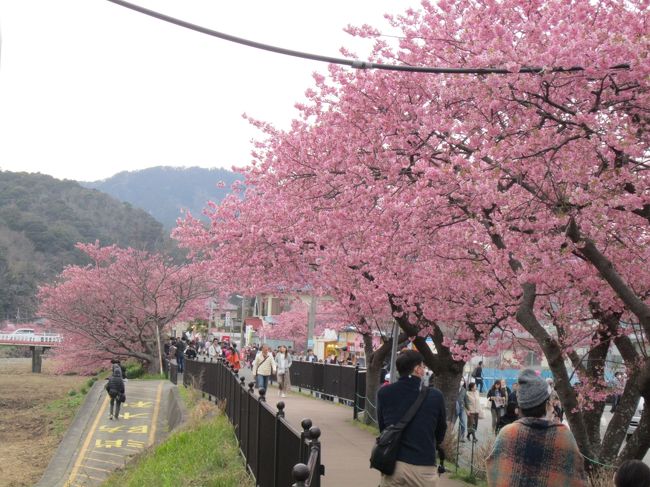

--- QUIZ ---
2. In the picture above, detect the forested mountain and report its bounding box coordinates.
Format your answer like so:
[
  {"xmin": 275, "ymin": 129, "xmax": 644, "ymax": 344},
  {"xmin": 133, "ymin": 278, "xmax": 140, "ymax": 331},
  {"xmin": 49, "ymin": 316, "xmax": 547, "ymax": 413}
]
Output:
[
  {"xmin": 83, "ymin": 166, "xmax": 242, "ymax": 229},
  {"xmin": 0, "ymin": 171, "xmax": 167, "ymax": 321}
]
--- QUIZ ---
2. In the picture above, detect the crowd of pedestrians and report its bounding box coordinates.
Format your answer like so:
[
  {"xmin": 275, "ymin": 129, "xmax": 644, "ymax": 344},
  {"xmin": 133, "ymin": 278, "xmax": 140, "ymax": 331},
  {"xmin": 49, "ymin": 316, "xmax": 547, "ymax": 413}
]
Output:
[
  {"xmin": 143, "ymin": 333, "xmax": 649, "ymax": 487},
  {"xmin": 372, "ymin": 348, "xmax": 649, "ymax": 487}
]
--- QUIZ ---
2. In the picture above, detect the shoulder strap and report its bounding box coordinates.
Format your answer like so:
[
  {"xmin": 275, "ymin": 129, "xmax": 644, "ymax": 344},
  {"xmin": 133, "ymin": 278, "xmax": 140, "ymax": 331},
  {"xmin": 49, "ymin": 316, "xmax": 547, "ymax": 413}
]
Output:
[{"xmin": 395, "ymin": 386, "xmax": 429, "ymax": 429}]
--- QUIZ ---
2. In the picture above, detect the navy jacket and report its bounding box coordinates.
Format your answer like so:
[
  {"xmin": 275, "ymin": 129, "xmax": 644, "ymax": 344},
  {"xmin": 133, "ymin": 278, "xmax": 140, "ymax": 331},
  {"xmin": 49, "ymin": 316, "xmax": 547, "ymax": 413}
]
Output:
[{"xmin": 377, "ymin": 375, "xmax": 447, "ymax": 466}]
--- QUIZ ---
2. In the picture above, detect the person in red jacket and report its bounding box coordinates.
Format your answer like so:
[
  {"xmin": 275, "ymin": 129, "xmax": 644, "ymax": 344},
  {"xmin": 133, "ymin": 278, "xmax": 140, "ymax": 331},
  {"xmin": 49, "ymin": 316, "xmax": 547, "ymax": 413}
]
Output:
[{"xmin": 227, "ymin": 343, "xmax": 241, "ymax": 372}]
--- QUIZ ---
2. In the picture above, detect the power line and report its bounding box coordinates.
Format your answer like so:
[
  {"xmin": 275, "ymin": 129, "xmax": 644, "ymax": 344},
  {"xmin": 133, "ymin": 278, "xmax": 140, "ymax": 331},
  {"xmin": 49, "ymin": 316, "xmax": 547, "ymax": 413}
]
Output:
[{"xmin": 106, "ymin": 0, "xmax": 629, "ymax": 76}]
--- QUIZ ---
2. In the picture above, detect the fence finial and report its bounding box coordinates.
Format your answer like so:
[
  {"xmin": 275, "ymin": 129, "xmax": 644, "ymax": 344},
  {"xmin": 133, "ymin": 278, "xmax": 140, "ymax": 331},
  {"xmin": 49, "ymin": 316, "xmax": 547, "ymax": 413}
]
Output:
[{"xmin": 292, "ymin": 463, "xmax": 310, "ymax": 486}]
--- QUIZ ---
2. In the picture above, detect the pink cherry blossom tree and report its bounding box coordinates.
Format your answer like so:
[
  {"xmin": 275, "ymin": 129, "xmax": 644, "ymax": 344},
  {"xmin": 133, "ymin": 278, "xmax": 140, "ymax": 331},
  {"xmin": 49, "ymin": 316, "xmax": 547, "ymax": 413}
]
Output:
[
  {"xmin": 175, "ymin": 0, "xmax": 648, "ymax": 466},
  {"xmin": 38, "ymin": 243, "xmax": 214, "ymax": 374}
]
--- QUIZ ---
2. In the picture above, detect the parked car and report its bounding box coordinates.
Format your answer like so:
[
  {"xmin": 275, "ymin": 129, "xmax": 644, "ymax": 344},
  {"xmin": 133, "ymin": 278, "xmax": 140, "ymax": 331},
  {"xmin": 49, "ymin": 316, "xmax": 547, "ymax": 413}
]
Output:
[{"xmin": 627, "ymin": 397, "xmax": 645, "ymax": 437}]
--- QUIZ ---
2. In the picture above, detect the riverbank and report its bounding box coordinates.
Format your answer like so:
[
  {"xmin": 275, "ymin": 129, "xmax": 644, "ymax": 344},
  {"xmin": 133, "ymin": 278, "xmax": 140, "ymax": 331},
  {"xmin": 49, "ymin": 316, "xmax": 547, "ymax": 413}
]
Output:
[{"xmin": 0, "ymin": 358, "xmax": 88, "ymax": 487}]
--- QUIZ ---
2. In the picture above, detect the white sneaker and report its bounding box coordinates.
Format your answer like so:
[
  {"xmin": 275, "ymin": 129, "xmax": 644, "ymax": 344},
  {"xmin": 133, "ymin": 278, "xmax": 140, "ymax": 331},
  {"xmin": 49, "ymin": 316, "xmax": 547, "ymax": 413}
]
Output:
[{"xmin": 281, "ymin": 393, "xmax": 287, "ymax": 398}]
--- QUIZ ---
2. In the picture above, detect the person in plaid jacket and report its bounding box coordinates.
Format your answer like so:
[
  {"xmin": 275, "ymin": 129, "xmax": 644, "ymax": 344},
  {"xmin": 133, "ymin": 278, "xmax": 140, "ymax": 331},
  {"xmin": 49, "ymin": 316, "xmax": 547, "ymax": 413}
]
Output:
[{"xmin": 486, "ymin": 369, "xmax": 588, "ymax": 487}]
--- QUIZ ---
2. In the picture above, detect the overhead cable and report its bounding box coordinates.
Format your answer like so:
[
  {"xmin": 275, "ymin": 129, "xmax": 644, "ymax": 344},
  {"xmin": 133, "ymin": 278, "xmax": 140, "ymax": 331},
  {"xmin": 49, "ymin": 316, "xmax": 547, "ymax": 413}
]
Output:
[{"xmin": 106, "ymin": 0, "xmax": 629, "ymax": 75}]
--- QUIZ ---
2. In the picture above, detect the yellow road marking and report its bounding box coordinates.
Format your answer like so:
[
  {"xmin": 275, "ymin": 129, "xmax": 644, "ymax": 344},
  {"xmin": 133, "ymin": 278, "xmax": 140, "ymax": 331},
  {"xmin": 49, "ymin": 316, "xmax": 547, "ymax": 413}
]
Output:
[
  {"xmin": 147, "ymin": 383, "xmax": 163, "ymax": 446},
  {"xmin": 65, "ymin": 395, "xmax": 109, "ymax": 486}
]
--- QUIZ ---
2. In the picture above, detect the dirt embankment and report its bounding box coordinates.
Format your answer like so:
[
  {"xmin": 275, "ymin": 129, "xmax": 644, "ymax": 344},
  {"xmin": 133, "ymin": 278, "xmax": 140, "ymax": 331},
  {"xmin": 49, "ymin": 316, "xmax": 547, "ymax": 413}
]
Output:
[{"xmin": 0, "ymin": 358, "xmax": 87, "ymax": 487}]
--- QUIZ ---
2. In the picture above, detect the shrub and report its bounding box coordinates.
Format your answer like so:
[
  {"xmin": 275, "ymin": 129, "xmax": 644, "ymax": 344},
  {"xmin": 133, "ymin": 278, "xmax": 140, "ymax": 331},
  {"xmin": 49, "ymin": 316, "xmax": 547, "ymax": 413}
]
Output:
[
  {"xmin": 68, "ymin": 389, "xmax": 77, "ymax": 396},
  {"xmin": 125, "ymin": 362, "xmax": 145, "ymax": 379}
]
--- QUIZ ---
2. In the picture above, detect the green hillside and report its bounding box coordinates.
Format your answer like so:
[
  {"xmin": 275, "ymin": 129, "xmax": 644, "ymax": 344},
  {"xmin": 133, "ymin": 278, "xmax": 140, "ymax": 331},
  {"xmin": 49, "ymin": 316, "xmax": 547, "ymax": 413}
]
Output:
[
  {"xmin": 83, "ymin": 166, "xmax": 242, "ymax": 230},
  {"xmin": 0, "ymin": 171, "xmax": 167, "ymax": 321}
]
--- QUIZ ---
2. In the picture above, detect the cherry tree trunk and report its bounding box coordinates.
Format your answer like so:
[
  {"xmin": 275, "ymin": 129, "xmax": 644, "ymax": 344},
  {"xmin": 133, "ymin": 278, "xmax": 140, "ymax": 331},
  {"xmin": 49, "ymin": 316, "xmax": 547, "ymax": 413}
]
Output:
[{"xmin": 362, "ymin": 333, "xmax": 392, "ymax": 425}]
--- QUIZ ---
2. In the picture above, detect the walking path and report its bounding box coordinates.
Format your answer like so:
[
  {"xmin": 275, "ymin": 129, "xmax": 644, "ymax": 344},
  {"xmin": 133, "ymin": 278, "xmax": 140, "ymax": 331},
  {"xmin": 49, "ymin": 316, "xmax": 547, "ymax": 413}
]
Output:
[
  {"xmin": 38, "ymin": 379, "xmax": 172, "ymax": 487},
  {"xmin": 237, "ymin": 369, "xmax": 466, "ymax": 487}
]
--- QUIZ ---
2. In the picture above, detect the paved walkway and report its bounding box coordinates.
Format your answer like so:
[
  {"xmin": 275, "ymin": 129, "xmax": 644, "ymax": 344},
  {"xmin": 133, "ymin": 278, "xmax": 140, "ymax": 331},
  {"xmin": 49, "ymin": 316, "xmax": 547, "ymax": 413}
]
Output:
[
  {"xmin": 39, "ymin": 379, "xmax": 171, "ymax": 487},
  {"xmin": 238, "ymin": 369, "xmax": 466, "ymax": 487}
]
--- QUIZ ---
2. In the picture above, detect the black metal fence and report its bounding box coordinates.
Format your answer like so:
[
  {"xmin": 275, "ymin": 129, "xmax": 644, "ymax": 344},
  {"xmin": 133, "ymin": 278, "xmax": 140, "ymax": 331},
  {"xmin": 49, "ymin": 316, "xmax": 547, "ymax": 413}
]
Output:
[
  {"xmin": 180, "ymin": 357, "xmax": 324, "ymax": 487},
  {"xmin": 169, "ymin": 361, "xmax": 178, "ymax": 385},
  {"xmin": 290, "ymin": 361, "xmax": 369, "ymax": 421}
]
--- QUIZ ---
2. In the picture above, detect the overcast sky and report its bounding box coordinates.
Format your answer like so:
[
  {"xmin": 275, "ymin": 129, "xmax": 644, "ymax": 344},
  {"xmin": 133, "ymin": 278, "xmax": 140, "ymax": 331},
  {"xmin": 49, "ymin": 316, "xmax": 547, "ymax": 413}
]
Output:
[{"xmin": 0, "ymin": 0, "xmax": 416, "ymax": 182}]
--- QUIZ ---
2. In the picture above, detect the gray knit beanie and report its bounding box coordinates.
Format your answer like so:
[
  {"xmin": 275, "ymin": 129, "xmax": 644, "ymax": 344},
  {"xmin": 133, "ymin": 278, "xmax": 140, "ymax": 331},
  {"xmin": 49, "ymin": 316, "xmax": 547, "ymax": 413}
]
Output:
[{"xmin": 517, "ymin": 369, "xmax": 550, "ymax": 409}]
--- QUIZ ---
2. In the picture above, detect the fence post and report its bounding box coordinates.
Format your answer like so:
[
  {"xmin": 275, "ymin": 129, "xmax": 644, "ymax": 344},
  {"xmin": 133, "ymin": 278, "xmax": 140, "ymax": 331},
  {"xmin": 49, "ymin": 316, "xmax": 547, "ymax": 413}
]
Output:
[
  {"xmin": 256, "ymin": 388, "xmax": 267, "ymax": 482},
  {"xmin": 292, "ymin": 463, "xmax": 309, "ymax": 487},
  {"xmin": 305, "ymin": 426, "xmax": 323, "ymax": 485},
  {"xmin": 247, "ymin": 381, "xmax": 255, "ymax": 461},
  {"xmin": 273, "ymin": 401, "xmax": 285, "ymax": 486},
  {"xmin": 469, "ymin": 435, "xmax": 476, "ymax": 479},
  {"xmin": 353, "ymin": 364, "xmax": 360, "ymax": 421},
  {"xmin": 299, "ymin": 418, "xmax": 312, "ymax": 464},
  {"xmin": 456, "ymin": 422, "xmax": 461, "ymax": 473}
]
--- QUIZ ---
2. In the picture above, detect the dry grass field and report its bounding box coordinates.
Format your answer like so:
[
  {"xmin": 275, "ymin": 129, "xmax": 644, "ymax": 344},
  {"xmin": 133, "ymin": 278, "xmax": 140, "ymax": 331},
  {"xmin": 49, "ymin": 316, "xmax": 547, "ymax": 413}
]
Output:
[{"xmin": 0, "ymin": 357, "xmax": 87, "ymax": 487}]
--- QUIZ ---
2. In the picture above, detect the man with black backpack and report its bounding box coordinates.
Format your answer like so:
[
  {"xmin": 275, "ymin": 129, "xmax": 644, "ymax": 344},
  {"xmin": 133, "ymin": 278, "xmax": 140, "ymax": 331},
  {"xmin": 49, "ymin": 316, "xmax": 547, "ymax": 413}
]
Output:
[{"xmin": 375, "ymin": 350, "xmax": 447, "ymax": 486}]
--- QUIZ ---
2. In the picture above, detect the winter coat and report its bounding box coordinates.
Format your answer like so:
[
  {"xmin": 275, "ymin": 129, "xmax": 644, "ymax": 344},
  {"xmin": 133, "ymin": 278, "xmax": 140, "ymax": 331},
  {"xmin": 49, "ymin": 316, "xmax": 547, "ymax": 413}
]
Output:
[
  {"xmin": 253, "ymin": 352, "xmax": 277, "ymax": 377},
  {"xmin": 464, "ymin": 389, "xmax": 482, "ymax": 414},
  {"xmin": 276, "ymin": 352, "xmax": 292, "ymax": 375},
  {"xmin": 486, "ymin": 417, "xmax": 588, "ymax": 487},
  {"xmin": 227, "ymin": 350, "xmax": 241, "ymax": 371},
  {"xmin": 106, "ymin": 369, "xmax": 125, "ymax": 397}
]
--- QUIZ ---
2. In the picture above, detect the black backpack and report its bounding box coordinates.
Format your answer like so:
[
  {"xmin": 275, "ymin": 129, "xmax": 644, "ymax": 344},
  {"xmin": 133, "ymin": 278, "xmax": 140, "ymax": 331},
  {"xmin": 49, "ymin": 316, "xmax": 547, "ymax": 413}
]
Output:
[{"xmin": 370, "ymin": 386, "xmax": 428, "ymax": 475}]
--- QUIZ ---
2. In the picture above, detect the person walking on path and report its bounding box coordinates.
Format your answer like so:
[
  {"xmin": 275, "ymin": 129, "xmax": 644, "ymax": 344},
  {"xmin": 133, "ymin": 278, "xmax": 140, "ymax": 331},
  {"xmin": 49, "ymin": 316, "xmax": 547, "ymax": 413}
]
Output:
[
  {"xmin": 253, "ymin": 344, "xmax": 277, "ymax": 391},
  {"xmin": 472, "ymin": 361, "xmax": 484, "ymax": 393},
  {"xmin": 487, "ymin": 381, "xmax": 506, "ymax": 433},
  {"xmin": 464, "ymin": 382, "xmax": 482, "ymax": 442},
  {"xmin": 276, "ymin": 345, "xmax": 292, "ymax": 397},
  {"xmin": 105, "ymin": 365, "xmax": 125, "ymax": 420},
  {"xmin": 377, "ymin": 350, "xmax": 447, "ymax": 487},
  {"xmin": 175, "ymin": 338, "xmax": 186, "ymax": 373},
  {"xmin": 227, "ymin": 343, "xmax": 241, "ymax": 372},
  {"xmin": 486, "ymin": 368, "xmax": 588, "ymax": 487},
  {"xmin": 208, "ymin": 338, "xmax": 221, "ymax": 360},
  {"xmin": 184, "ymin": 341, "xmax": 198, "ymax": 360}
]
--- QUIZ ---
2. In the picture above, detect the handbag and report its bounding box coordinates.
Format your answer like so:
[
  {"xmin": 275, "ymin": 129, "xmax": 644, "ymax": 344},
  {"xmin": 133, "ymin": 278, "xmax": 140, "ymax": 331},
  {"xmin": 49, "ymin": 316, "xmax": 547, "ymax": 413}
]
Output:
[
  {"xmin": 119, "ymin": 393, "xmax": 126, "ymax": 403},
  {"xmin": 370, "ymin": 386, "xmax": 428, "ymax": 475}
]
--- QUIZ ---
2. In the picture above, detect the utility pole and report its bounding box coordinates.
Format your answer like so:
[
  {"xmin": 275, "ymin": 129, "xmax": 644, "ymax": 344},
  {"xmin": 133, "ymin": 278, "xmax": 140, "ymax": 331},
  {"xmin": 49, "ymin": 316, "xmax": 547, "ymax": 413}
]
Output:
[
  {"xmin": 240, "ymin": 296, "xmax": 248, "ymax": 349},
  {"xmin": 389, "ymin": 320, "xmax": 400, "ymax": 383},
  {"xmin": 306, "ymin": 295, "xmax": 317, "ymax": 351}
]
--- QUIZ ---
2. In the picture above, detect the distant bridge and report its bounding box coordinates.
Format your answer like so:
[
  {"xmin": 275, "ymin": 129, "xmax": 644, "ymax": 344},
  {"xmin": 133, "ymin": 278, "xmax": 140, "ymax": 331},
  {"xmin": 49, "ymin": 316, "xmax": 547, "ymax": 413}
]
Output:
[
  {"xmin": 0, "ymin": 333, "xmax": 63, "ymax": 372},
  {"xmin": 0, "ymin": 333, "xmax": 63, "ymax": 347}
]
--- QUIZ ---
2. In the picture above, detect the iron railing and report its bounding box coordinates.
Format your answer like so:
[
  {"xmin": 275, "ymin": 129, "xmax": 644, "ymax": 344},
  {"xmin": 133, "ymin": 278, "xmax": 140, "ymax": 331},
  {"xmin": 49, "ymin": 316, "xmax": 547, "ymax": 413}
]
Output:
[
  {"xmin": 168, "ymin": 361, "xmax": 178, "ymax": 385},
  {"xmin": 180, "ymin": 357, "xmax": 324, "ymax": 487},
  {"xmin": 290, "ymin": 361, "xmax": 369, "ymax": 422}
]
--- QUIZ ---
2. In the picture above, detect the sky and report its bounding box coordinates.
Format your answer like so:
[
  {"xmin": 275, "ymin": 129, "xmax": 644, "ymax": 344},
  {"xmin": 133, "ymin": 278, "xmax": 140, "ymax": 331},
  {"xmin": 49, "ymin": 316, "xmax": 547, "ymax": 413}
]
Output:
[{"xmin": 0, "ymin": 0, "xmax": 416, "ymax": 182}]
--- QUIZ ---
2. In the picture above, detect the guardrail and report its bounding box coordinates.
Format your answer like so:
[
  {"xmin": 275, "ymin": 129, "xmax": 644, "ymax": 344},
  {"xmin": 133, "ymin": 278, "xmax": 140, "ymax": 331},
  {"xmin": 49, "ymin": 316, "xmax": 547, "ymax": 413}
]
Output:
[
  {"xmin": 0, "ymin": 333, "xmax": 63, "ymax": 344},
  {"xmin": 290, "ymin": 361, "xmax": 368, "ymax": 421},
  {"xmin": 180, "ymin": 357, "xmax": 324, "ymax": 487}
]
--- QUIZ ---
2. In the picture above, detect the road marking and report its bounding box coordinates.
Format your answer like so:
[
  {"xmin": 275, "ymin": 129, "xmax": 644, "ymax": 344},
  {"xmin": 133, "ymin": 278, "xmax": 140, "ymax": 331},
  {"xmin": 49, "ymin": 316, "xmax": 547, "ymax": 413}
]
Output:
[
  {"xmin": 147, "ymin": 382, "xmax": 163, "ymax": 446},
  {"xmin": 65, "ymin": 395, "xmax": 109, "ymax": 486},
  {"xmin": 76, "ymin": 472, "xmax": 103, "ymax": 481},
  {"xmin": 81, "ymin": 465, "xmax": 111, "ymax": 473},
  {"xmin": 86, "ymin": 456, "xmax": 123, "ymax": 466},
  {"xmin": 88, "ymin": 450, "xmax": 125, "ymax": 459}
]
